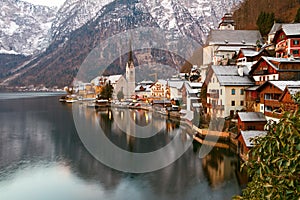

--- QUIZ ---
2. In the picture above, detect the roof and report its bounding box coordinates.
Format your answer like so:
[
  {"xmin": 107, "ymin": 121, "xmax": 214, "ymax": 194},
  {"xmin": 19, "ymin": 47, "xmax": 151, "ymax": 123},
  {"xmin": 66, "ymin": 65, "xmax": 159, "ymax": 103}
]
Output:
[
  {"xmin": 249, "ymin": 56, "xmax": 300, "ymax": 75},
  {"xmin": 184, "ymin": 82, "xmax": 201, "ymax": 94},
  {"xmin": 268, "ymin": 23, "xmax": 282, "ymax": 35},
  {"xmin": 211, "ymin": 65, "xmax": 254, "ymax": 86},
  {"xmin": 240, "ymin": 48, "xmax": 259, "ymax": 57},
  {"xmin": 169, "ymin": 81, "xmax": 185, "ymax": 89},
  {"xmin": 216, "ymin": 46, "xmax": 247, "ymax": 53},
  {"xmin": 268, "ymin": 81, "xmax": 300, "ymax": 91},
  {"xmin": 107, "ymin": 75, "xmax": 123, "ymax": 84},
  {"xmin": 287, "ymin": 86, "xmax": 300, "ymax": 96},
  {"xmin": 217, "ymin": 76, "xmax": 254, "ymax": 86},
  {"xmin": 279, "ymin": 85, "xmax": 300, "ymax": 102},
  {"xmin": 281, "ymin": 23, "xmax": 300, "ymax": 36},
  {"xmin": 241, "ymin": 131, "xmax": 267, "ymax": 147},
  {"xmin": 245, "ymin": 85, "xmax": 260, "ymax": 91},
  {"xmin": 238, "ymin": 112, "xmax": 267, "ymax": 122},
  {"xmin": 206, "ymin": 30, "xmax": 262, "ymax": 46},
  {"xmin": 212, "ymin": 65, "xmax": 248, "ymax": 75}
]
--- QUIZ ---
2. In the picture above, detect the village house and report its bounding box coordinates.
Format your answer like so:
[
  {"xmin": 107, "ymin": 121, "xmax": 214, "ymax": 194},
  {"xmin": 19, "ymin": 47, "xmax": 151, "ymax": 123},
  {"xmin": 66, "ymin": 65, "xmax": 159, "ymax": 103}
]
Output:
[
  {"xmin": 278, "ymin": 85, "xmax": 300, "ymax": 111},
  {"xmin": 181, "ymin": 81, "xmax": 202, "ymax": 111},
  {"xmin": 237, "ymin": 112, "xmax": 267, "ymax": 134},
  {"xmin": 273, "ymin": 23, "xmax": 300, "ymax": 58},
  {"xmin": 249, "ymin": 56, "xmax": 300, "ymax": 86},
  {"xmin": 236, "ymin": 47, "xmax": 272, "ymax": 70},
  {"xmin": 205, "ymin": 65, "xmax": 254, "ymax": 118},
  {"xmin": 267, "ymin": 23, "xmax": 282, "ymax": 46},
  {"xmin": 238, "ymin": 130, "xmax": 267, "ymax": 161},
  {"xmin": 135, "ymin": 80, "xmax": 153, "ymax": 100},
  {"xmin": 200, "ymin": 13, "xmax": 263, "ymax": 81},
  {"xmin": 256, "ymin": 80, "xmax": 300, "ymax": 122}
]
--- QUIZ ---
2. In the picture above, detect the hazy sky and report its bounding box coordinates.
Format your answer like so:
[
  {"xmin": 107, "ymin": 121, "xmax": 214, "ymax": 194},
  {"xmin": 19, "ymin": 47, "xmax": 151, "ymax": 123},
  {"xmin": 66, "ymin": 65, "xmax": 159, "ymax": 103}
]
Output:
[{"xmin": 23, "ymin": 0, "xmax": 66, "ymax": 7}]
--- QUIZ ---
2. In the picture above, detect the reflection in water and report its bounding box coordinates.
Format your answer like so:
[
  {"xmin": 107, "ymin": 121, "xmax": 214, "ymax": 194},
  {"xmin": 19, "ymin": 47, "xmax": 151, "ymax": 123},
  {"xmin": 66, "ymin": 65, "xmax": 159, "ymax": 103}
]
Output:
[{"xmin": 0, "ymin": 95, "xmax": 247, "ymax": 200}]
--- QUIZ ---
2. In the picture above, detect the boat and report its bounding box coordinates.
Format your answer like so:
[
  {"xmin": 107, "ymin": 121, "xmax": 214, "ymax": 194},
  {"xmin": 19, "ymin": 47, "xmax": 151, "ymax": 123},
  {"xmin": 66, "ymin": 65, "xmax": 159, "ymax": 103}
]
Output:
[
  {"xmin": 95, "ymin": 99, "xmax": 110, "ymax": 110},
  {"xmin": 65, "ymin": 95, "xmax": 78, "ymax": 103}
]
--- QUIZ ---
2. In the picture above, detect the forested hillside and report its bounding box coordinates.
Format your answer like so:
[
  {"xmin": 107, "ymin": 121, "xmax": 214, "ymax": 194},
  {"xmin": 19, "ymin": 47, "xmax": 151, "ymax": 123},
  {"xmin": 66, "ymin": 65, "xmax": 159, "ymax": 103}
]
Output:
[{"xmin": 233, "ymin": 0, "xmax": 300, "ymax": 31}]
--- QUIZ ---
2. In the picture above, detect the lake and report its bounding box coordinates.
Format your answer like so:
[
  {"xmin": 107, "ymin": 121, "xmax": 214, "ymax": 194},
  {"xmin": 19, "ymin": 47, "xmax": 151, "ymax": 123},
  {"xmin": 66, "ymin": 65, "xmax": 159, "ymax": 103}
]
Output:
[{"xmin": 0, "ymin": 93, "xmax": 247, "ymax": 200}]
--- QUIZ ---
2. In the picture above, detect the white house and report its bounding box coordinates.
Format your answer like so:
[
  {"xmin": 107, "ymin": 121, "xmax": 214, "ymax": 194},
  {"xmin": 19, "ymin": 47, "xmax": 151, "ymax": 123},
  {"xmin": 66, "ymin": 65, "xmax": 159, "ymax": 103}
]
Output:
[{"xmin": 206, "ymin": 65, "xmax": 254, "ymax": 118}]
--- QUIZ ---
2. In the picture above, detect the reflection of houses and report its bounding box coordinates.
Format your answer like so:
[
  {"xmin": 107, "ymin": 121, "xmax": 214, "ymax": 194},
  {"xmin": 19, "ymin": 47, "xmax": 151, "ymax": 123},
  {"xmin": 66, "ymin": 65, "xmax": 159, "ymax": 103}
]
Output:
[
  {"xmin": 238, "ymin": 131, "xmax": 267, "ymax": 161},
  {"xmin": 273, "ymin": 23, "xmax": 300, "ymax": 58},
  {"xmin": 237, "ymin": 112, "xmax": 267, "ymax": 134},
  {"xmin": 257, "ymin": 81, "xmax": 300, "ymax": 121},
  {"xmin": 205, "ymin": 65, "xmax": 254, "ymax": 118},
  {"xmin": 201, "ymin": 149, "xmax": 237, "ymax": 188},
  {"xmin": 182, "ymin": 81, "xmax": 202, "ymax": 111}
]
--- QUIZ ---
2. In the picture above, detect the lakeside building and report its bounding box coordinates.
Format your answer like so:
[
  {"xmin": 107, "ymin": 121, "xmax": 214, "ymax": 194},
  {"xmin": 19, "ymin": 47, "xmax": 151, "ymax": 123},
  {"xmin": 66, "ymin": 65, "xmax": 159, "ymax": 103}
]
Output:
[
  {"xmin": 205, "ymin": 65, "xmax": 254, "ymax": 118},
  {"xmin": 237, "ymin": 112, "xmax": 267, "ymax": 134},
  {"xmin": 256, "ymin": 80, "xmax": 300, "ymax": 122}
]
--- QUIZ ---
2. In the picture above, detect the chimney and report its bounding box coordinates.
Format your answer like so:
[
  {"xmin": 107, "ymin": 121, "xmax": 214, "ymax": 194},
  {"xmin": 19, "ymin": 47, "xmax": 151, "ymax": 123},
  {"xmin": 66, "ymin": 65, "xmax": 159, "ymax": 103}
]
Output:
[{"xmin": 238, "ymin": 66, "xmax": 244, "ymax": 77}]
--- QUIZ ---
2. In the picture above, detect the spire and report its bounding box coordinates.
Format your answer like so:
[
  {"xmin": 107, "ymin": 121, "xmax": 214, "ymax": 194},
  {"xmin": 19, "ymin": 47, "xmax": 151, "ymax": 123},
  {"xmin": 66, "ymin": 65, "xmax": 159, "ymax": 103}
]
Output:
[{"xmin": 128, "ymin": 39, "xmax": 133, "ymax": 63}]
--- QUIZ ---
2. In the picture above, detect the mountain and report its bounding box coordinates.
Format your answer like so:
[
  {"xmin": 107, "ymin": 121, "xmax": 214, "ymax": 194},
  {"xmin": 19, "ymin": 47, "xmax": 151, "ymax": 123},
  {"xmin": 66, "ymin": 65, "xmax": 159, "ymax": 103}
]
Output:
[
  {"xmin": 0, "ymin": 0, "xmax": 57, "ymax": 55},
  {"xmin": 0, "ymin": 0, "xmax": 243, "ymax": 88}
]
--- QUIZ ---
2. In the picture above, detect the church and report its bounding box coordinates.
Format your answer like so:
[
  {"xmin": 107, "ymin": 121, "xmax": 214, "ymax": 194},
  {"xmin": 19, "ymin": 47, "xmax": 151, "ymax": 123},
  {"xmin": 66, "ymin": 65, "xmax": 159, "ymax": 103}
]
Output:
[{"xmin": 91, "ymin": 45, "xmax": 136, "ymax": 100}]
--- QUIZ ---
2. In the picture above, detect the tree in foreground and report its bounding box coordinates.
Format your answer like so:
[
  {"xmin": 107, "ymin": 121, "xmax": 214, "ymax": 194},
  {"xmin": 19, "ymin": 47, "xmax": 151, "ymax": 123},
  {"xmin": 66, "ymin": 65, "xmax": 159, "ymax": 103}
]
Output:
[{"xmin": 234, "ymin": 93, "xmax": 300, "ymax": 199}]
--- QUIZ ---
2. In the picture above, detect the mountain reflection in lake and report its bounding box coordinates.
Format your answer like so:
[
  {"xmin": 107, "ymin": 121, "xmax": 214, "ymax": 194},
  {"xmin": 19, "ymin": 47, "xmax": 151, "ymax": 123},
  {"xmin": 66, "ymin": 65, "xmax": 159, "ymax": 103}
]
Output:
[{"xmin": 0, "ymin": 94, "xmax": 247, "ymax": 200}]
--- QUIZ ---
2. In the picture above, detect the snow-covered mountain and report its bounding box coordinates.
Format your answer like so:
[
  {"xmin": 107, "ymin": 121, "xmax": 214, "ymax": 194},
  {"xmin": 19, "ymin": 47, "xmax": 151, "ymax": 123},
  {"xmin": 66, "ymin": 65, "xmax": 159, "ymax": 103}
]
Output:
[
  {"xmin": 0, "ymin": 0, "xmax": 243, "ymax": 88},
  {"xmin": 0, "ymin": 0, "xmax": 57, "ymax": 55}
]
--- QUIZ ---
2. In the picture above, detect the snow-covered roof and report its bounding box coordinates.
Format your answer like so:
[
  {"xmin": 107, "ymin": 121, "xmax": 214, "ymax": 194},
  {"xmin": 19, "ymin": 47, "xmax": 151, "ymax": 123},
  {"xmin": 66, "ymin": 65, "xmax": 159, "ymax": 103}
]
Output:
[
  {"xmin": 211, "ymin": 65, "xmax": 253, "ymax": 86},
  {"xmin": 206, "ymin": 30, "xmax": 262, "ymax": 46},
  {"xmin": 241, "ymin": 131, "xmax": 267, "ymax": 147},
  {"xmin": 240, "ymin": 48, "xmax": 260, "ymax": 57},
  {"xmin": 108, "ymin": 75, "xmax": 123, "ymax": 84},
  {"xmin": 268, "ymin": 81, "xmax": 300, "ymax": 91},
  {"xmin": 216, "ymin": 46, "xmax": 246, "ymax": 53},
  {"xmin": 217, "ymin": 75, "xmax": 254, "ymax": 86},
  {"xmin": 169, "ymin": 81, "xmax": 185, "ymax": 89},
  {"xmin": 212, "ymin": 65, "xmax": 250, "ymax": 76},
  {"xmin": 281, "ymin": 23, "xmax": 300, "ymax": 36},
  {"xmin": 268, "ymin": 23, "xmax": 282, "ymax": 35},
  {"xmin": 238, "ymin": 112, "xmax": 267, "ymax": 122},
  {"xmin": 287, "ymin": 86, "xmax": 300, "ymax": 96}
]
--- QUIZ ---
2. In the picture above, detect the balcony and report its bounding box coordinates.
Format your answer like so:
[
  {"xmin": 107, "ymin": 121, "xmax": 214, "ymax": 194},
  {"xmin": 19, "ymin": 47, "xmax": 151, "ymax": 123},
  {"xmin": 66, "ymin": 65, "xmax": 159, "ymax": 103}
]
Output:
[
  {"xmin": 207, "ymin": 92, "xmax": 219, "ymax": 99},
  {"xmin": 275, "ymin": 46, "xmax": 286, "ymax": 52}
]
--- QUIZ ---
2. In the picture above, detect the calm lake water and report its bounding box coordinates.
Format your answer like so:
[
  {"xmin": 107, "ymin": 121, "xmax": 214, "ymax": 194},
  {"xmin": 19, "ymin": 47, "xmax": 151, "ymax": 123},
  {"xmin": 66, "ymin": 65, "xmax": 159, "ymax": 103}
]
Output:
[{"xmin": 0, "ymin": 93, "xmax": 247, "ymax": 200}]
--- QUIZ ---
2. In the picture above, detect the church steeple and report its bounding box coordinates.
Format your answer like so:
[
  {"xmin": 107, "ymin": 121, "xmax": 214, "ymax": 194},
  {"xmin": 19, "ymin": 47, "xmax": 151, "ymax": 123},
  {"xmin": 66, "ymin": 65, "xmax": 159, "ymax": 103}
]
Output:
[
  {"xmin": 128, "ymin": 39, "xmax": 134, "ymax": 64},
  {"xmin": 125, "ymin": 39, "xmax": 135, "ymax": 98}
]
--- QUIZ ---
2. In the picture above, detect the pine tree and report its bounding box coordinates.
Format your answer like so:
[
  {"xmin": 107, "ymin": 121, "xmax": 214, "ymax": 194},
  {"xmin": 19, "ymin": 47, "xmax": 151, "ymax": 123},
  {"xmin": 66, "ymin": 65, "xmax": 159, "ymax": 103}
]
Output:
[{"xmin": 295, "ymin": 8, "xmax": 300, "ymax": 23}]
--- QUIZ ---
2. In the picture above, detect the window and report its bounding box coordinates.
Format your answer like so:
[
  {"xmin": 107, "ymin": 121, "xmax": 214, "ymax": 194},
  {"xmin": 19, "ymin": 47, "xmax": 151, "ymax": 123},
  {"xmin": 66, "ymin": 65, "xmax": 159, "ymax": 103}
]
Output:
[
  {"xmin": 220, "ymin": 89, "xmax": 222, "ymax": 95},
  {"xmin": 292, "ymin": 50, "xmax": 299, "ymax": 55},
  {"xmin": 231, "ymin": 89, "xmax": 236, "ymax": 95},
  {"xmin": 240, "ymin": 101, "xmax": 244, "ymax": 106},
  {"xmin": 231, "ymin": 101, "xmax": 235, "ymax": 106},
  {"xmin": 240, "ymin": 89, "xmax": 244, "ymax": 95},
  {"xmin": 293, "ymin": 40, "xmax": 299, "ymax": 45},
  {"xmin": 247, "ymin": 126, "xmax": 256, "ymax": 130}
]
